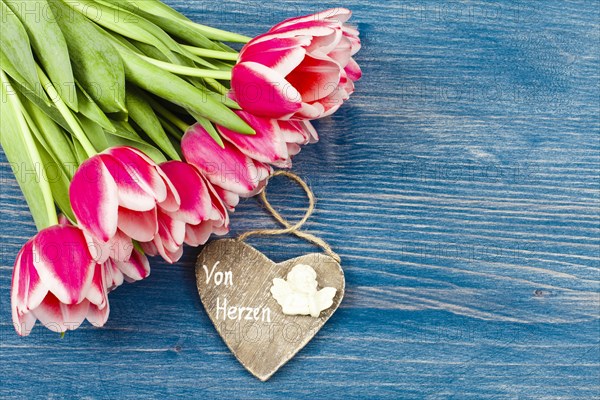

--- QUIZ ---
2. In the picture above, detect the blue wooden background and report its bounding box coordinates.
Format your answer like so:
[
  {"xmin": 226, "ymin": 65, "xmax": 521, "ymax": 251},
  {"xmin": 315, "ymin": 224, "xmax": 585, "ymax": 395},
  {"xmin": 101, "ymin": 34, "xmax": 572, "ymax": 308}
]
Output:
[{"xmin": 1, "ymin": 0, "xmax": 599, "ymax": 398}]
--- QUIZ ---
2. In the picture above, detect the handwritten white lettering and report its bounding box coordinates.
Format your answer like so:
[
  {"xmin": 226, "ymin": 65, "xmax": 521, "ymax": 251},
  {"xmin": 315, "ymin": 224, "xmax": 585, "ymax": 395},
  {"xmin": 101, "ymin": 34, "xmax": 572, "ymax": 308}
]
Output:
[
  {"xmin": 202, "ymin": 261, "xmax": 233, "ymax": 286},
  {"xmin": 216, "ymin": 297, "xmax": 271, "ymax": 323}
]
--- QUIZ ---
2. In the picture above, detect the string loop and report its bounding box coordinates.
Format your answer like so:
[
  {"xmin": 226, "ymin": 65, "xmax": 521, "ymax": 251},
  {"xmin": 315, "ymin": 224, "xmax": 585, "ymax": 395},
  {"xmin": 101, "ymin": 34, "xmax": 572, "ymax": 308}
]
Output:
[{"xmin": 237, "ymin": 171, "xmax": 341, "ymax": 263}]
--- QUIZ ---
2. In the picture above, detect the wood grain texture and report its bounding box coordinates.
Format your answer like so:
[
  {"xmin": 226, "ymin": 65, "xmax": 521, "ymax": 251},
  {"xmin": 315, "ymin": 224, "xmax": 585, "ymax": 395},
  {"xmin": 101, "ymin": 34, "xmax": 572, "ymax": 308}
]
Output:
[
  {"xmin": 196, "ymin": 239, "xmax": 344, "ymax": 381},
  {"xmin": 1, "ymin": 0, "xmax": 599, "ymax": 398}
]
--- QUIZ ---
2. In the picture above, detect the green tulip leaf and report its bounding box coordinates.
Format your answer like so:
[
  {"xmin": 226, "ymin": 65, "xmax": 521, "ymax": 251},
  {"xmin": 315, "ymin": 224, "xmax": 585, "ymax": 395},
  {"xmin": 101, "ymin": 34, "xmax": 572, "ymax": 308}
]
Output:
[
  {"xmin": 0, "ymin": 1, "xmax": 42, "ymax": 97},
  {"xmin": 75, "ymin": 82, "xmax": 116, "ymax": 133},
  {"xmin": 126, "ymin": 87, "xmax": 180, "ymax": 160},
  {"xmin": 71, "ymin": 137, "xmax": 90, "ymax": 165},
  {"xmin": 34, "ymin": 141, "xmax": 76, "ymax": 223},
  {"xmin": 51, "ymin": 0, "xmax": 127, "ymax": 113},
  {"xmin": 192, "ymin": 115, "xmax": 225, "ymax": 148},
  {"xmin": 0, "ymin": 71, "xmax": 57, "ymax": 229},
  {"xmin": 6, "ymin": 0, "xmax": 78, "ymax": 111},
  {"xmin": 104, "ymin": 134, "xmax": 167, "ymax": 164},
  {"xmin": 20, "ymin": 94, "xmax": 79, "ymax": 179},
  {"xmin": 78, "ymin": 114, "xmax": 110, "ymax": 152}
]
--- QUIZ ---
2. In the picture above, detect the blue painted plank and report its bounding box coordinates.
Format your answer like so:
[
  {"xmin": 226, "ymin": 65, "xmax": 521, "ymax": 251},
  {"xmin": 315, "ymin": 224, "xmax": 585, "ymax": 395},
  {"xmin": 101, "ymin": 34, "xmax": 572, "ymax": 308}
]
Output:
[{"xmin": 1, "ymin": 0, "xmax": 599, "ymax": 398}]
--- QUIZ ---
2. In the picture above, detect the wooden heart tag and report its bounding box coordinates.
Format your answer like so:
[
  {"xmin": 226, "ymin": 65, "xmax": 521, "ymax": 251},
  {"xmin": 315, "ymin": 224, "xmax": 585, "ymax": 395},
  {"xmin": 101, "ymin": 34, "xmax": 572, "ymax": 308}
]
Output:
[{"xmin": 196, "ymin": 239, "xmax": 345, "ymax": 381}]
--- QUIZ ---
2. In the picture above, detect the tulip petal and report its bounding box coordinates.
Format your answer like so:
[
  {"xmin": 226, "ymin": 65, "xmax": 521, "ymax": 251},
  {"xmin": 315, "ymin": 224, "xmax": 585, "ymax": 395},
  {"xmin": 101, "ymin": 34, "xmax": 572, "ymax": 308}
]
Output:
[
  {"xmin": 302, "ymin": 121, "xmax": 319, "ymax": 143},
  {"xmin": 212, "ymin": 223, "xmax": 230, "ymax": 236},
  {"xmin": 11, "ymin": 241, "xmax": 48, "ymax": 336},
  {"xmin": 83, "ymin": 229, "xmax": 133, "ymax": 264},
  {"xmin": 338, "ymin": 70, "xmax": 355, "ymax": 98},
  {"xmin": 32, "ymin": 293, "xmax": 90, "ymax": 333},
  {"xmin": 156, "ymin": 211, "xmax": 186, "ymax": 253},
  {"xmin": 140, "ymin": 241, "xmax": 158, "ymax": 257},
  {"xmin": 156, "ymin": 169, "xmax": 181, "ymax": 213},
  {"xmin": 295, "ymin": 101, "xmax": 324, "ymax": 119},
  {"xmin": 287, "ymin": 55, "xmax": 341, "ymax": 103},
  {"xmin": 345, "ymin": 57, "xmax": 362, "ymax": 81},
  {"xmin": 13, "ymin": 310, "xmax": 36, "ymax": 336},
  {"xmin": 270, "ymin": 8, "xmax": 352, "ymax": 32},
  {"xmin": 287, "ymin": 143, "xmax": 302, "ymax": 156},
  {"xmin": 103, "ymin": 258, "xmax": 124, "ymax": 292},
  {"xmin": 33, "ymin": 226, "xmax": 96, "ymax": 305},
  {"xmin": 183, "ymin": 173, "xmax": 230, "ymax": 247},
  {"xmin": 268, "ymin": 22, "xmax": 338, "ymax": 40},
  {"xmin": 125, "ymin": 148, "xmax": 180, "ymax": 212},
  {"xmin": 104, "ymin": 147, "xmax": 167, "ymax": 203},
  {"xmin": 328, "ymin": 36, "xmax": 353, "ymax": 68},
  {"xmin": 117, "ymin": 207, "xmax": 158, "ymax": 242},
  {"xmin": 239, "ymin": 162, "xmax": 271, "ymax": 198},
  {"xmin": 280, "ymin": 120, "xmax": 319, "ymax": 143},
  {"xmin": 149, "ymin": 232, "xmax": 183, "ymax": 263},
  {"xmin": 86, "ymin": 264, "xmax": 107, "ymax": 308},
  {"xmin": 12, "ymin": 241, "xmax": 48, "ymax": 313},
  {"xmin": 278, "ymin": 120, "xmax": 311, "ymax": 144},
  {"xmin": 343, "ymin": 24, "xmax": 360, "ymax": 38},
  {"xmin": 160, "ymin": 161, "xmax": 211, "ymax": 225},
  {"xmin": 83, "ymin": 230, "xmax": 108, "ymax": 264},
  {"xmin": 212, "ymin": 185, "xmax": 239, "ymax": 212},
  {"xmin": 99, "ymin": 154, "xmax": 156, "ymax": 212},
  {"xmin": 219, "ymin": 111, "xmax": 290, "ymax": 165},
  {"xmin": 185, "ymin": 223, "xmax": 213, "ymax": 247},
  {"xmin": 87, "ymin": 301, "xmax": 110, "ymax": 328},
  {"xmin": 182, "ymin": 124, "xmax": 264, "ymax": 195},
  {"xmin": 58, "ymin": 215, "xmax": 70, "ymax": 226},
  {"xmin": 307, "ymin": 28, "xmax": 343, "ymax": 56},
  {"xmin": 316, "ymin": 85, "xmax": 347, "ymax": 118},
  {"xmin": 343, "ymin": 29, "xmax": 361, "ymax": 55},
  {"xmin": 241, "ymin": 38, "xmax": 308, "ymax": 77},
  {"xmin": 203, "ymin": 174, "xmax": 230, "ymax": 226},
  {"xmin": 109, "ymin": 230, "xmax": 135, "ymax": 262},
  {"xmin": 166, "ymin": 246, "xmax": 184, "ymax": 264},
  {"xmin": 116, "ymin": 249, "xmax": 150, "ymax": 281},
  {"xmin": 231, "ymin": 62, "xmax": 302, "ymax": 119},
  {"xmin": 243, "ymin": 35, "xmax": 311, "ymax": 56},
  {"xmin": 70, "ymin": 156, "xmax": 119, "ymax": 242}
]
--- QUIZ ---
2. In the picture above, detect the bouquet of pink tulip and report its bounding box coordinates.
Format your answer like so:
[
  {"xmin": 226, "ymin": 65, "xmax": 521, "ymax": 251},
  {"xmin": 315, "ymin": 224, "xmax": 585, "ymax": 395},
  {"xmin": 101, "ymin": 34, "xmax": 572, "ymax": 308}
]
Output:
[{"xmin": 1, "ymin": 1, "xmax": 361, "ymax": 336}]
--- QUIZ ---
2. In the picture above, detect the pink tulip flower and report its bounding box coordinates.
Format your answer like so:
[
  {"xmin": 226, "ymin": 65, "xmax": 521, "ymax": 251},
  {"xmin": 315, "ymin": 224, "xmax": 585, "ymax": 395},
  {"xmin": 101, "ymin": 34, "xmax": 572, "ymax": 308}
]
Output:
[
  {"xmin": 141, "ymin": 161, "xmax": 230, "ymax": 262},
  {"xmin": 140, "ymin": 209, "xmax": 185, "ymax": 264},
  {"xmin": 231, "ymin": 8, "xmax": 362, "ymax": 120},
  {"xmin": 69, "ymin": 146, "xmax": 180, "ymax": 260},
  {"xmin": 182, "ymin": 124, "xmax": 271, "ymax": 198},
  {"xmin": 161, "ymin": 161, "xmax": 230, "ymax": 246},
  {"xmin": 105, "ymin": 247, "xmax": 151, "ymax": 286},
  {"xmin": 218, "ymin": 110, "xmax": 319, "ymax": 168},
  {"xmin": 11, "ymin": 224, "xmax": 109, "ymax": 335},
  {"xmin": 12, "ymin": 217, "xmax": 151, "ymax": 336}
]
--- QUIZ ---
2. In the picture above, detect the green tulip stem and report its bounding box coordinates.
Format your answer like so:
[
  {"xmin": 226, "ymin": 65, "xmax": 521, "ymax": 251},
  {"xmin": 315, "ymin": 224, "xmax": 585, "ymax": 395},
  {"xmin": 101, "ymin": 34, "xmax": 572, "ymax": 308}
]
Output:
[
  {"xmin": 35, "ymin": 65, "xmax": 97, "ymax": 158},
  {"xmin": 137, "ymin": 55, "xmax": 233, "ymax": 80},
  {"xmin": 150, "ymin": 101, "xmax": 189, "ymax": 132},
  {"xmin": 180, "ymin": 46, "xmax": 239, "ymax": 61},
  {"xmin": 179, "ymin": 20, "xmax": 252, "ymax": 43},
  {"xmin": 159, "ymin": 117, "xmax": 183, "ymax": 141}
]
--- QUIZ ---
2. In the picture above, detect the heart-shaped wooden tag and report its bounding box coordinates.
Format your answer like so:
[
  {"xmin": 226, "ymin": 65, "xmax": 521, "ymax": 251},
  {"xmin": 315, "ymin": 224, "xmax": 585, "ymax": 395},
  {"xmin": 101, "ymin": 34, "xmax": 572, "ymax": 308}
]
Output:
[{"xmin": 196, "ymin": 239, "xmax": 345, "ymax": 381}]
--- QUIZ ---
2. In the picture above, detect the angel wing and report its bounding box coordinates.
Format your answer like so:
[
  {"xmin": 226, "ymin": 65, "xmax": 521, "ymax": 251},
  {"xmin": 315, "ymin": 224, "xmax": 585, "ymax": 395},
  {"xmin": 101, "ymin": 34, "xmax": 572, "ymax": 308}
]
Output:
[
  {"xmin": 270, "ymin": 278, "xmax": 292, "ymax": 305},
  {"xmin": 309, "ymin": 287, "xmax": 337, "ymax": 317}
]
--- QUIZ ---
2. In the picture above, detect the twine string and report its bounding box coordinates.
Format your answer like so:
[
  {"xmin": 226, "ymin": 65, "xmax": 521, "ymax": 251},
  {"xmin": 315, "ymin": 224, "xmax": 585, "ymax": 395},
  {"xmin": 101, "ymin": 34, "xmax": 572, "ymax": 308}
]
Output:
[{"xmin": 237, "ymin": 171, "xmax": 341, "ymax": 263}]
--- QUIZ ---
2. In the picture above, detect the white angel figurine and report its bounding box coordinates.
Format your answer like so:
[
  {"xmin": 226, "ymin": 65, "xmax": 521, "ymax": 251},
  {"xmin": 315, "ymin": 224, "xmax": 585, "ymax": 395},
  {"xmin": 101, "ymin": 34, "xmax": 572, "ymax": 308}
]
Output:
[{"xmin": 270, "ymin": 264, "xmax": 337, "ymax": 317}]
